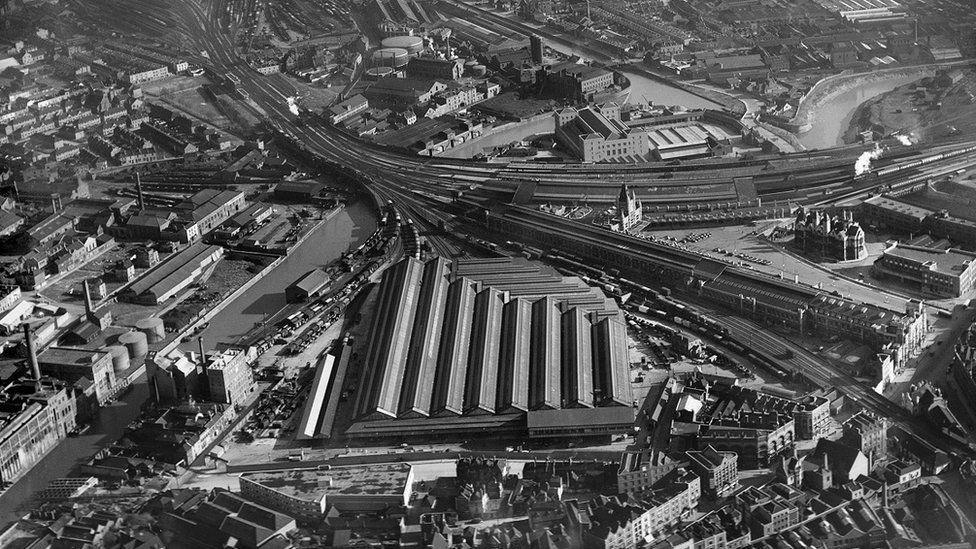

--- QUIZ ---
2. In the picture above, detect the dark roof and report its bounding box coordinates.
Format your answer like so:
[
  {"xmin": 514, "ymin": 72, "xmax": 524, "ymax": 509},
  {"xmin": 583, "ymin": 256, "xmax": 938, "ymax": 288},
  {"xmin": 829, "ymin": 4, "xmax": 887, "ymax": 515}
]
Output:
[{"xmin": 811, "ymin": 439, "xmax": 865, "ymax": 477}]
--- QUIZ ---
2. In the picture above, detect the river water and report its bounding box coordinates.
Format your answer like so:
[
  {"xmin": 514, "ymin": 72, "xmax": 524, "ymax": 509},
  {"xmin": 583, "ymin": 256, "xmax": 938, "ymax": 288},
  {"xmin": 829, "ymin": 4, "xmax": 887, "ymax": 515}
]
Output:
[
  {"xmin": 798, "ymin": 73, "xmax": 924, "ymax": 150},
  {"xmin": 183, "ymin": 200, "xmax": 377, "ymax": 352}
]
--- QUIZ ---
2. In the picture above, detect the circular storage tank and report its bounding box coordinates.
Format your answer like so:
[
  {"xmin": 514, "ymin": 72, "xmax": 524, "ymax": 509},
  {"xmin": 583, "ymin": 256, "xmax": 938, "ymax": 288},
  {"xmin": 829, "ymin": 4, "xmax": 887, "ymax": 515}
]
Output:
[
  {"xmin": 371, "ymin": 47, "xmax": 409, "ymax": 69},
  {"xmin": 471, "ymin": 64, "xmax": 487, "ymax": 77},
  {"xmin": 380, "ymin": 35, "xmax": 424, "ymax": 55},
  {"xmin": 365, "ymin": 66, "xmax": 394, "ymax": 80},
  {"xmin": 119, "ymin": 331, "xmax": 149, "ymax": 359},
  {"xmin": 106, "ymin": 345, "xmax": 130, "ymax": 375},
  {"xmin": 136, "ymin": 317, "xmax": 166, "ymax": 343}
]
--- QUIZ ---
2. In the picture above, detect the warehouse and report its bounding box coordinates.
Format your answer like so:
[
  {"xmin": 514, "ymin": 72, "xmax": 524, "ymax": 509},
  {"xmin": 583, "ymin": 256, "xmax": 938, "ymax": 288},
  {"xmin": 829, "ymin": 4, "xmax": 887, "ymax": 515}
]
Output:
[
  {"xmin": 122, "ymin": 242, "xmax": 224, "ymax": 305},
  {"xmin": 285, "ymin": 269, "xmax": 332, "ymax": 303},
  {"xmin": 274, "ymin": 180, "xmax": 329, "ymax": 202},
  {"xmin": 647, "ymin": 126, "xmax": 712, "ymax": 161},
  {"xmin": 350, "ymin": 256, "xmax": 634, "ymax": 440}
]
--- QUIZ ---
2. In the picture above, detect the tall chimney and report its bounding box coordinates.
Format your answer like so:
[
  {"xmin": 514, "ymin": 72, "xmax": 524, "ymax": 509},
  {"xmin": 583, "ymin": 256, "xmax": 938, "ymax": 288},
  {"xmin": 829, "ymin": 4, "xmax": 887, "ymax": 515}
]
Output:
[
  {"xmin": 198, "ymin": 336, "xmax": 207, "ymax": 372},
  {"xmin": 136, "ymin": 172, "xmax": 145, "ymax": 212},
  {"xmin": 23, "ymin": 324, "xmax": 41, "ymax": 381},
  {"xmin": 83, "ymin": 279, "xmax": 94, "ymax": 319}
]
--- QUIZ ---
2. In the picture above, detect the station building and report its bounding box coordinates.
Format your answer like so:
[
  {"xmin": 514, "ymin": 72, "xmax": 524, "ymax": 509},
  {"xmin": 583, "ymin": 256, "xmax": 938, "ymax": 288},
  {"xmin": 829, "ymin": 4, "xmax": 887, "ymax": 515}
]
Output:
[
  {"xmin": 793, "ymin": 207, "xmax": 866, "ymax": 261},
  {"xmin": 348, "ymin": 256, "xmax": 634, "ymax": 440}
]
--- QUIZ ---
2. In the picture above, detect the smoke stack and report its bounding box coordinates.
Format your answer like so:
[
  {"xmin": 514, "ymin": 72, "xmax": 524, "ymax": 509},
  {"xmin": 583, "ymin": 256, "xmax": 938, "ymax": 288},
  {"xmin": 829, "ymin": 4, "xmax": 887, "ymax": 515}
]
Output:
[
  {"xmin": 83, "ymin": 279, "xmax": 94, "ymax": 319},
  {"xmin": 23, "ymin": 324, "xmax": 41, "ymax": 381},
  {"xmin": 136, "ymin": 172, "xmax": 145, "ymax": 212},
  {"xmin": 198, "ymin": 336, "xmax": 207, "ymax": 372}
]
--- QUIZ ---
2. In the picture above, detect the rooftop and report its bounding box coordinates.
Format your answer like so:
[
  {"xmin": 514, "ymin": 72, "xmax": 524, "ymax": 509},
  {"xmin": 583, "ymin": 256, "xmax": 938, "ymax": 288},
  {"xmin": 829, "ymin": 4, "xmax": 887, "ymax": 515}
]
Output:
[
  {"xmin": 38, "ymin": 346, "xmax": 109, "ymax": 367},
  {"xmin": 881, "ymin": 244, "xmax": 976, "ymax": 276},
  {"xmin": 863, "ymin": 196, "xmax": 932, "ymax": 220},
  {"xmin": 241, "ymin": 463, "xmax": 412, "ymax": 500}
]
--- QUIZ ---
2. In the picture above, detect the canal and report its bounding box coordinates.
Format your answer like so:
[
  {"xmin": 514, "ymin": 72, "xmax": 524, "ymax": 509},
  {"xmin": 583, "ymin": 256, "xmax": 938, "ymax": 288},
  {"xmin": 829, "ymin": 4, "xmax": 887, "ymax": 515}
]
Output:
[
  {"xmin": 182, "ymin": 200, "xmax": 377, "ymax": 352},
  {"xmin": 621, "ymin": 69, "xmax": 723, "ymax": 110},
  {"xmin": 799, "ymin": 72, "xmax": 925, "ymax": 150}
]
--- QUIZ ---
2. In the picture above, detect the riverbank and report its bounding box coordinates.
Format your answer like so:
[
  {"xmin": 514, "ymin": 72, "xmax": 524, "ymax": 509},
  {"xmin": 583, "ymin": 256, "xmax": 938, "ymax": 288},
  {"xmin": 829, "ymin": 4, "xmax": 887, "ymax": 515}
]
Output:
[
  {"xmin": 844, "ymin": 67, "xmax": 976, "ymax": 145},
  {"xmin": 790, "ymin": 65, "xmax": 940, "ymax": 135}
]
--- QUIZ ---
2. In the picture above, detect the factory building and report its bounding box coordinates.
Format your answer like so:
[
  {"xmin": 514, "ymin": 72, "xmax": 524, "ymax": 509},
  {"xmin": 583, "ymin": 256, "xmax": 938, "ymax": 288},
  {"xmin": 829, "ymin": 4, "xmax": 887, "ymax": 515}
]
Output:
[
  {"xmin": 0, "ymin": 368, "xmax": 76, "ymax": 483},
  {"xmin": 542, "ymin": 62, "xmax": 615, "ymax": 102},
  {"xmin": 202, "ymin": 346, "xmax": 256, "ymax": 406},
  {"xmin": 350, "ymin": 257, "xmax": 633, "ymax": 440},
  {"xmin": 122, "ymin": 242, "xmax": 224, "ymax": 305},
  {"xmin": 175, "ymin": 189, "xmax": 248, "ymax": 241},
  {"xmin": 873, "ymin": 243, "xmax": 976, "ymax": 297},
  {"xmin": 554, "ymin": 104, "xmax": 650, "ymax": 163},
  {"xmin": 38, "ymin": 347, "xmax": 116, "ymax": 407},
  {"xmin": 406, "ymin": 57, "xmax": 464, "ymax": 81},
  {"xmin": 150, "ymin": 344, "xmax": 256, "ymax": 406}
]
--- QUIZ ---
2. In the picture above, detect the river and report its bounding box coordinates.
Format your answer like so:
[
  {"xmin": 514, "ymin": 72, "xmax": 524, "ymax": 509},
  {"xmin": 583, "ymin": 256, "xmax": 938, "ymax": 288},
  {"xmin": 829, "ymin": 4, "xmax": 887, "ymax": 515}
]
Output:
[
  {"xmin": 798, "ymin": 73, "xmax": 925, "ymax": 150},
  {"xmin": 182, "ymin": 200, "xmax": 377, "ymax": 352}
]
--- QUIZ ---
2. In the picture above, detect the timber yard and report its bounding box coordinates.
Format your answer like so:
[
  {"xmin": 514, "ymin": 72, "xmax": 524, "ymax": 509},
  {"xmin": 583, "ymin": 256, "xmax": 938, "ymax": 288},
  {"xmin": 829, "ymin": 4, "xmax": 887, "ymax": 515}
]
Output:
[{"xmin": 1, "ymin": 0, "xmax": 976, "ymax": 547}]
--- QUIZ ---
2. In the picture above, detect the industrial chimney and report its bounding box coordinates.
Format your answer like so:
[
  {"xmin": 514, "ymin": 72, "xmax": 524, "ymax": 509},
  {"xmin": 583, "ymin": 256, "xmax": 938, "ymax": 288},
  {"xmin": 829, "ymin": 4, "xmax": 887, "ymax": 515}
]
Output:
[
  {"xmin": 23, "ymin": 324, "xmax": 41, "ymax": 381},
  {"xmin": 136, "ymin": 172, "xmax": 145, "ymax": 212},
  {"xmin": 197, "ymin": 336, "xmax": 210, "ymax": 401},
  {"xmin": 83, "ymin": 279, "xmax": 94, "ymax": 320},
  {"xmin": 197, "ymin": 336, "xmax": 208, "ymax": 372}
]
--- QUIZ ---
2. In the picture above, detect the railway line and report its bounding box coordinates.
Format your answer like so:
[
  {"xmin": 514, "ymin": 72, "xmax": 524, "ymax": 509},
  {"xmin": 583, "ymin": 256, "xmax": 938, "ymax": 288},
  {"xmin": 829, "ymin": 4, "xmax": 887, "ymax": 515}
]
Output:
[{"xmin": 98, "ymin": 0, "xmax": 976, "ymax": 460}]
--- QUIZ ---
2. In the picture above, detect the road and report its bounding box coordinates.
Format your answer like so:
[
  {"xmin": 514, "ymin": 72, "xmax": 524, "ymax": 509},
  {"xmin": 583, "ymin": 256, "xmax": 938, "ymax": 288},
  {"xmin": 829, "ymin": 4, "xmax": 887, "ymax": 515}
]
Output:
[{"xmin": 0, "ymin": 381, "xmax": 150, "ymax": 527}]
